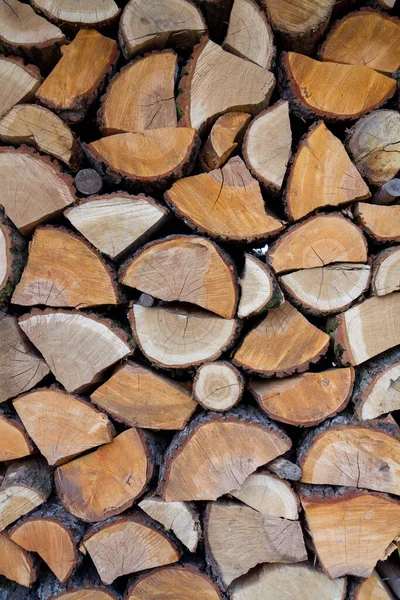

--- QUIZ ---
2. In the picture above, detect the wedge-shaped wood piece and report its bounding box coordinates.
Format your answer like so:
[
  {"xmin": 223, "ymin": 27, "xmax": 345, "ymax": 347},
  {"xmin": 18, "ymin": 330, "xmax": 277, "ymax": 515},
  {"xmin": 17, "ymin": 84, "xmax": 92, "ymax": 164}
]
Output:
[
  {"xmin": 0, "ymin": 56, "xmax": 41, "ymax": 119},
  {"xmin": 372, "ymin": 247, "xmax": 400, "ymax": 297},
  {"xmin": 354, "ymin": 203, "xmax": 400, "ymax": 244},
  {"xmin": 139, "ymin": 497, "xmax": 200, "ymax": 552},
  {"xmin": 120, "ymin": 235, "xmax": 238, "ymax": 319},
  {"xmin": 329, "ymin": 294, "xmax": 400, "ymax": 366},
  {"xmin": 14, "ymin": 387, "xmax": 114, "ymax": 466},
  {"xmin": 126, "ymin": 565, "xmax": 223, "ymax": 600},
  {"xmin": 250, "ymin": 367, "xmax": 354, "ymax": 427},
  {"xmin": 36, "ymin": 568, "xmax": 119, "ymax": 600},
  {"xmin": 130, "ymin": 304, "xmax": 237, "ymax": 369},
  {"xmin": 193, "ymin": 361, "xmax": 244, "ymax": 411},
  {"xmin": 19, "ymin": 310, "xmax": 132, "ymax": 393},
  {"xmin": 319, "ymin": 11, "xmax": 400, "ymax": 75},
  {"xmin": 233, "ymin": 301, "xmax": 330, "ymax": 377},
  {"xmin": 0, "ymin": 407, "xmax": 33, "ymax": 461},
  {"xmin": 243, "ymin": 100, "xmax": 291, "ymax": 193},
  {"xmin": 283, "ymin": 53, "xmax": 396, "ymax": 121},
  {"xmin": 0, "ymin": 147, "xmax": 75, "ymax": 234},
  {"xmin": 30, "ymin": 0, "xmax": 120, "ymax": 28},
  {"xmin": 230, "ymin": 563, "xmax": 347, "ymax": 600},
  {"xmin": 205, "ymin": 501, "xmax": 306, "ymax": 587},
  {"xmin": 280, "ymin": 264, "xmax": 371, "ymax": 316},
  {"xmin": 0, "ymin": 105, "xmax": 81, "ymax": 170},
  {"xmin": 0, "ymin": 313, "xmax": 49, "ymax": 403},
  {"xmin": 158, "ymin": 409, "xmax": 291, "ymax": 501},
  {"xmin": 85, "ymin": 128, "xmax": 199, "ymax": 191},
  {"xmin": 166, "ymin": 157, "xmax": 285, "ymax": 242},
  {"xmin": 238, "ymin": 254, "xmax": 283, "ymax": 319},
  {"xmin": 55, "ymin": 429, "xmax": 153, "ymax": 522},
  {"xmin": 351, "ymin": 571, "xmax": 393, "ymax": 600},
  {"xmin": 119, "ymin": 0, "xmax": 206, "ymax": 59},
  {"xmin": 200, "ymin": 112, "xmax": 251, "ymax": 171},
  {"xmin": 0, "ymin": 208, "xmax": 26, "ymax": 305},
  {"xmin": 267, "ymin": 457, "xmax": 301, "ymax": 481},
  {"xmin": 36, "ymin": 30, "xmax": 119, "ymax": 123},
  {"xmin": 286, "ymin": 122, "xmax": 370, "ymax": 221},
  {"xmin": 91, "ymin": 361, "xmax": 196, "ymax": 430},
  {"xmin": 231, "ymin": 471, "xmax": 299, "ymax": 519},
  {"xmin": 82, "ymin": 513, "xmax": 180, "ymax": 584},
  {"xmin": 178, "ymin": 39, "xmax": 275, "ymax": 134},
  {"xmin": 0, "ymin": 533, "xmax": 37, "ymax": 587},
  {"xmin": 300, "ymin": 486, "xmax": 400, "ymax": 578},
  {"xmin": 268, "ymin": 214, "xmax": 368, "ymax": 274}
]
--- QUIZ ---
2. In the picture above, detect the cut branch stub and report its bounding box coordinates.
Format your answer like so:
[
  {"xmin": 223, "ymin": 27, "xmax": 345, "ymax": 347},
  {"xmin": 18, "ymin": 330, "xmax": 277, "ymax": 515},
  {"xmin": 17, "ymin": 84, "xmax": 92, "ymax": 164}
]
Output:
[
  {"xmin": 0, "ymin": 532, "xmax": 37, "ymax": 588},
  {"xmin": 0, "ymin": 208, "xmax": 26, "ymax": 306},
  {"xmin": 158, "ymin": 409, "xmax": 291, "ymax": 501},
  {"xmin": 193, "ymin": 361, "xmax": 244, "ymax": 411},
  {"xmin": 13, "ymin": 387, "xmax": 114, "ymax": 466},
  {"xmin": 354, "ymin": 203, "xmax": 400, "ymax": 244},
  {"xmin": 243, "ymin": 100, "xmax": 292, "ymax": 194},
  {"xmin": 98, "ymin": 51, "xmax": 177, "ymax": 135},
  {"xmin": 165, "ymin": 156, "xmax": 285, "ymax": 242},
  {"xmin": 204, "ymin": 500, "xmax": 306, "ymax": 587},
  {"xmin": 250, "ymin": 367, "xmax": 354, "ymax": 427},
  {"xmin": 65, "ymin": 193, "xmax": 168, "ymax": 261},
  {"xmin": 300, "ymin": 486, "xmax": 400, "ymax": 578},
  {"xmin": 19, "ymin": 310, "xmax": 132, "ymax": 393},
  {"xmin": 371, "ymin": 247, "xmax": 400, "ymax": 297},
  {"xmin": 0, "ymin": 56, "xmax": 41, "ymax": 119},
  {"xmin": 285, "ymin": 121, "xmax": 370, "ymax": 221},
  {"xmin": 129, "ymin": 304, "xmax": 237, "ymax": 369},
  {"xmin": 238, "ymin": 254, "xmax": 283, "ymax": 319},
  {"xmin": 177, "ymin": 39, "xmax": 275, "ymax": 134},
  {"xmin": 282, "ymin": 52, "xmax": 396, "ymax": 121},
  {"xmin": 30, "ymin": 0, "xmax": 120, "ymax": 29},
  {"xmin": 230, "ymin": 471, "xmax": 299, "ymax": 519},
  {"xmin": 91, "ymin": 361, "xmax": 196, "ymax": 430},
  {"xmin": 200, "ymin": 112, "xmax": 251, "ymax": 171},
  {"xmin": 233, "ymin": 301, "xmax": 330, "ymax": 377},
  {"xmin": 119, "ymin": 0, "xmax": 206, "ymax": 59},
  {"xmin": 0, "ymin": 406, "xmax": 33, "ymax": 461},
  {"xmin": 268, "ymin": 214, "xmax": 368, "ymax": 274},
  {"xmin": 120, "ymin": 235, "xmax": 238, "ymax": 319}
]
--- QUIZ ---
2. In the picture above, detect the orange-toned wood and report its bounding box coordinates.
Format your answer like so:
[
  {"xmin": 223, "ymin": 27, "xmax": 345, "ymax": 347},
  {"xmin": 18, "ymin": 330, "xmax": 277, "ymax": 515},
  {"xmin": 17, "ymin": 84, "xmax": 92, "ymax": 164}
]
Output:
[
  {"xmin": 0, "ymin": 408, "xmax": 33, "ymax": 461},
  {"xmin": 0, "ymin": 532, "xmax": 37, "ymax": 587},
  {"xmin": 353, "ymin": 571, "xmax": 394, "ymax": 599},
  {"xmin": 200, "ymin": 112, "xmax": 251, "ymax": 171},
  {"xmin": 30, "ymin": 0, "xmax": 120, "ymax": 29},
  {"xmin": 354, "ymin": 203, "xmax": 400, "ymax": 243},
  {"xmin": 0, "ymin": 56, "xmax": 41, "ymax": 119}
]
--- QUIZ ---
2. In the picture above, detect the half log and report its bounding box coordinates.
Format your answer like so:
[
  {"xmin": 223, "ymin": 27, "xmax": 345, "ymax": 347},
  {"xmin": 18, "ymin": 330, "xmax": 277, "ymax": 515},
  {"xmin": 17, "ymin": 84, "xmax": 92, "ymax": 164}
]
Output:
[
  {"xmin": 230, "ymin": 471, "xmax": 299, "ymax": 519},
  {"xmin": 238, "ymin": 254, "xmax": 283, "ymax": 319},
  {"xmin": 0, "ymin": 406, "xmax": 33, "ymax": 461},
  {"xmin": 0, "ymin": 56, "xmax": 41, "ymax": 119},
  {"xmin": 200, "ymin": 112, "xmax": 251, "ymax": 171},
  {"xmin": 354, "ymin": 203, "xmax": 400, "ymax": 243},
  {"xmin": 371, "ymin": 247, "xmax": 400, "ymax": 296},
  {"xmin": 30, "ymin": 0, "xmax": 120, "ymax": 29}
]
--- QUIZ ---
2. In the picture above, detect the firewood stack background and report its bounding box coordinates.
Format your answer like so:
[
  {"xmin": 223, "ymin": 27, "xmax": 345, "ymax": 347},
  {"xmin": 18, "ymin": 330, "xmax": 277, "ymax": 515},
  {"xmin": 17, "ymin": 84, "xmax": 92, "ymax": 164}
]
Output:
[{"xmin": 0, "ymin": 0, "xmax": 400, "ymax": 598}]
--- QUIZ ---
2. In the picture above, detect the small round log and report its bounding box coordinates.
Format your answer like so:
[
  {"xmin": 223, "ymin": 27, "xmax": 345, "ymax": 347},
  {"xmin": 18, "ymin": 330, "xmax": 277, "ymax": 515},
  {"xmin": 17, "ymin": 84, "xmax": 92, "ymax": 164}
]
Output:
[
  {"xmin": 372, "ymin": 179, "xmax": 400, "ymax": 205},
  {"xmin": 74, "ymin": 169, "xmax": 103, "ymax": 196},
  {"xmin": 193, "ymin": 361, "xmax": 244, "ymax": 411}
]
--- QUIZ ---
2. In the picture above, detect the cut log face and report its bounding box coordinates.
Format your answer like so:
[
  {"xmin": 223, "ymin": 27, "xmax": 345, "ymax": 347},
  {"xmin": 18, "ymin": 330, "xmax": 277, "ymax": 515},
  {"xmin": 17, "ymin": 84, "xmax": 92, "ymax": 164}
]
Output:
[
  {"xmin": 0, "ymin": 209, "xmax": 26, "ymax": 305},
  {"xmin": 120, "ymin": 235, "xmax": 238, "ymax": 319},
  {"xmin": 119, "ymin": 0, "xmax": 206, "ymax": 59},
  {"xmin": 193, "ymin": 361, "xmax": 244, "ymax": 411},
  {"xmin": 165, "ymin": 157, "xmax": 285, "ymax": 242},
  {"xmin": 200, "ymin": 112, "xmax": 251, "ymax": 171},
  {"xmin": 30, "ymin": 0, "xmax": 120, "ymax": 28},
  {"xmin": 230, "ymin": 471, "xmax": 299, "ymax": 519},
  {"xmin": 13, "ymin": 387, "xmax": 114, "ymax": 466},
  {"xmin": 82, "ymin": 514, "xmax": 180, "ymax": 584},
  {"xmin": 91, "ymin": 361, "xmax": 196, "ymax": 430},
  {"xmin": 223, "ymin": 0, "xmax": 275, "ymax": 69},
  {"xmin": 36, "ymin": 30, "xmax": 119, "ymax": 123},
  {"xmin": 238, "ymin": 254, "xmax": 283, "ymax": 319},
  {"xmin": 371, "ymin": 247, "xmax": 400, "ymax": 297},
  {"xmin": 268, "ymin": 214, "xmax": 368, "ymax": 274},
  {"xmin": 158, "ymin": 410, "xmax": 291, "ymax": 501},
  {"xmin": 129, "ymin": 304, "xmax": 237, "ymax": 369},
  {"xmin": 300, "ymin": 486, "xmax": 400, "ymax": 578},
  {"xmin": 19, "ymin": 310, "xmax": 132, "ymax": 393},
  {"xmin": 352, "ymin": 571, "xmax": 394, "ymax": 600},
  {"xmin": 55, "ymin": 429, "xmax": 152, "ymax": 522},
  {"xmin": 279, "ymin": 264, "xmax": 371, "ymax": 316},
  {"xmin": 205, "ymin": 500, "xmax": 307, "ymax": 587},
  {"xmin": 12, "ymin": 227, "xmax": 120, "ymax": 308},
  {"xmin": 65, "ymin": 193, "xmax": 168, "ymax": 260},
  {"xmin": 243, "ymin": 100, "xmax": 292, "ymax": 193},
  {"xmin": 283, "ymin": 52, "xmax": 396, "ymax": 120},
  {"xmin": 98, "ymin": 52, "xmax": 177, "ymax": 135},
  {"xmin": 0, "ymin": 408, "xmax": 33, "ymax": 461},
  {"xmin": 139, "ymin": 497, "xmax": 200, "ymax": 552},
  {"xmin": 0, "ymin": 533, "xmax": 37, "ymax": 588},
  {"xmin": 250, "ymin": 367, "xmax": 354, "ymax": 427},
  {"xmin": 233, "ymin": 301, "xmax": 330, "ymax": 377},
  {"xmin": 177, "ymin": 39, "xmax": 275, "ymax": 134},
  {"xmin": 36, "ymin": 568, "xmax": 119, "ymax": 600},
  {"xmin": 354, "ymin": 203, "xmax": 400, "ymax": 244},
  {"xmin": 329, "ymin": 293, "xmax": 400, "ymax": 366},
  {"xmin": 354, "ymin": 350, "xmax": 400, "ymax": 421},
  {"xmin": 319, "ymin": 11, "xmax": 400, "ymax": 75},
  {"xmin": 0, "ymin": 56, "xmax": 41, "ymax": 119},
  {"xmin": 0, "ymin": 105, "xmax": 81, "ymax": 170},
  {"xmin": 285, "ymin": 122, "xmax": 370, "ymax": 221}
]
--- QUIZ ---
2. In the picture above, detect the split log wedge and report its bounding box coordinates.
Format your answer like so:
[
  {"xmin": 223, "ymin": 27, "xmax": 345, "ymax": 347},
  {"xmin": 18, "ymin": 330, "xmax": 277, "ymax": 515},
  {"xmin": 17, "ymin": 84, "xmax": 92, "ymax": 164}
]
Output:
[
  {"xmin": 0, "ymin": 533, "xmax": 37, "ymax": 587},
  {"xmin": 200, "ymin": 112, "xmax": 251, "ymax": 171},
  {"xmin": 351, "ymin": 571, "xmax": 394, "ymax": 600},
  {"xmin": 0, "ymin": 406, "xmax": 34, "ymax": 461},
  {"xmin": 371, "ymin": 247, "xmax": 400, "ymax": 296},
  {"xmin": 30, "ymin": 0, "xmax": 120, "ymax": 29},
  {"xmin": 36, "ymin": 568, "xmax": 118, "ymax": 600},
  {"xmin": 0, "ymin": 56, "xmax": 41, "ymax": 119},
  {"xmin": 354, "ymin": 203, "xmax": 400, "ymax": 243},
  {"xmin": 238, "ymin": 254, "xmax": 283, "ymax": 319},
  {"xmin": 193, "ymin": 361, "xmax": 244, "ymax": 410},
  {"xmin": 230, "ymin": 471, "xmax": 299, "ymax": 519},
  {"xmin": 0, "ymin": 209, "xmax": 26, "ymax": 305}
]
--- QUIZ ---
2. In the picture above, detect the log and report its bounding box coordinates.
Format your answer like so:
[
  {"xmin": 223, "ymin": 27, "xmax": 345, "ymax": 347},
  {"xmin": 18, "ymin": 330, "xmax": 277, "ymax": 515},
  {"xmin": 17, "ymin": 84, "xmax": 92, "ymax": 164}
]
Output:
[
  {"xmin": 65, "ymin": 193, "xmax": 168, "ymax": 260},
  {"xmin": 36, "ymin": 30, "xmax": 119, "ymax": 123},
  {"xmin": 354, "ymin": 203, "xmax": 400, "ymax": 244},
  {"xmin": 193, "ymin": 361, "xmax": 244, "ymax": 410},
  {"xmin": 120, "ymin": 235, "xmax": 238, "ymax": 319},
  {"xmin": 200, "ymin": 112, "xmax": 251, "ymax": 171},
  {"xmin": 158, "ymin": 409, "xmax": 291, "ymax": 501},
  {"xmin": 18, "ymin": 310, "xmax": 132, "ymax": 393},
  {"xmin": 249, "ymin": 367, "xmax": 354, "ymax": 427},
  {"xmin": 0, "ymin": 532, "xmax": 37, "ymax": 587},
  {"xmin": 266, "ymin": 457, "xmax": 302, "ymax": 481},
  {"xmin": 233, "ymin": 301, "xmax": 330, "ymax": 377},
  {"xmin": 129, "ymin": 304, "xmax": 237, "ymax": 369},
  {"xmin": 138, "ymin": 497, "xmax": 200, "ymax": 552},
  {"xmin": 0, "ymin": 208, "xmax": 26, "ymax": 306},
  {"xmin": 243, "ymin": 100, "xmax": 292, "ymax": 194},
  {"xmin": 230, "ymin": 471, "xmax": 299, "ymax": 519},
  {"xmin": 0, "ymin": 458, "xmax": 52, "ymax": 531},
  {"xmin": 177, "ymin": 39, "xmax": 275, "ymax": 134},
  {"xmin": 119, "ymin": 0, "xmax": 206, "ymax": 59},
  {"xmin": 74, "ymin": 169, "xmax": 103, "ymax": 197},
  {"xmin": 204, "ymin": 500, "xmax": 307, "ymax": 587},
  {"xmin": 350, "ymin": 571, "xmax": 394, "ymax": 600},
  {"xmin": 91, "ymin": 361, "xmax": 196, "ymax": 430},
  {"xmin": 36, "ymin": 567, "xmax": 119, "ymax": 600},
  {"xmin": 371, "ymin": 247, "xmax": 400, "ymax": 297},
  {"xmin": 30, "ymin": 0, "xmax": 120, "ymax": 29},
  {"xmin": 0, "ymin": 405, "xmax": 34, "ymax": 461},
  {"xmin": 238, "ymin": 254, "xmax": 283, "ymax": 319},
  {"xmin": 282, "ymin": 52, "xmax": 396, "ymax": 121},
  {"xmin": 372, "ymin": 179, "xmax": 400, "ymax": 205},
  {"xmin": 165, "ymin": 156, "xmax": 285, "ymax": 242},
  {"xmin": 268, "ymin": 214, "xmax": 368, "ymax": 274},
  {"xmin": 13, "ymin": 386, "xmax": 114, "ymax": 466},
  {"xmin": 0, "ymin": 56, "xmax": 41, "ymax": 119}
]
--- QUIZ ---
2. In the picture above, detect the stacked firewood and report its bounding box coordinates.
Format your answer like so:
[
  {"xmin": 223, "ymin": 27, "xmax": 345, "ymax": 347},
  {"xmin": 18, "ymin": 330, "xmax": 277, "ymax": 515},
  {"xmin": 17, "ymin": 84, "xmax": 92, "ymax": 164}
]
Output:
[{"xmin": 0, "ymin": 0, "xmax": 400, "ymax": 598}]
